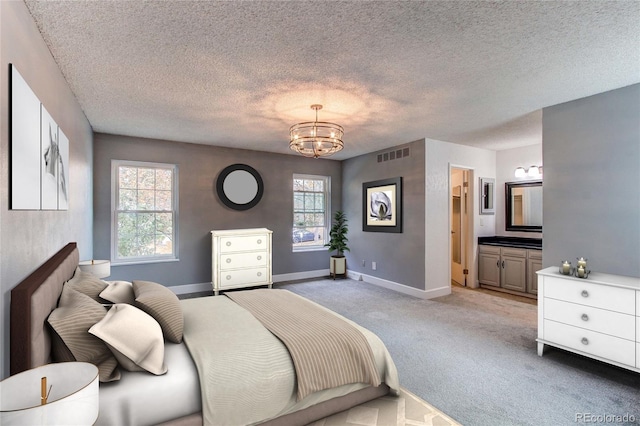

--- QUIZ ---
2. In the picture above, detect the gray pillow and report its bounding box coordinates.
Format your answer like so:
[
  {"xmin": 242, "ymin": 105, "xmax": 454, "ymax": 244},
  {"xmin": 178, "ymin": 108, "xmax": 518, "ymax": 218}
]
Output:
[
  {"xmin": 133, "ymin": 280, "xmax": 183, "ymax": 343},
  {"xmin": 90, "ymin": 304, "xmax": 167, "ymax": 375},
  {"xmin": 47, "ymin": 286, "xmax": 120, "ymax": 382},
  {"xmin": 65, "ymin": 266, "xmax": 108, "ymax": 301}
]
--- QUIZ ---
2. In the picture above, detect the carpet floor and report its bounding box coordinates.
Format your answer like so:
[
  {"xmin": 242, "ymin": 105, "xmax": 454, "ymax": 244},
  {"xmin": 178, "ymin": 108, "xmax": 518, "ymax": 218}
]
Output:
[{"xmin": 276, "ymin": 278, "xmax": 640, "ymax": 426}]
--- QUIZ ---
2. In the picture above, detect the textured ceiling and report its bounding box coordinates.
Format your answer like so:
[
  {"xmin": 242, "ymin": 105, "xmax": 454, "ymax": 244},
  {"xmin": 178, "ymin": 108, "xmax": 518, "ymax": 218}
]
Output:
[{"xmin": 24, "ymin": 1, "xmax": 640, "ymax": 160}]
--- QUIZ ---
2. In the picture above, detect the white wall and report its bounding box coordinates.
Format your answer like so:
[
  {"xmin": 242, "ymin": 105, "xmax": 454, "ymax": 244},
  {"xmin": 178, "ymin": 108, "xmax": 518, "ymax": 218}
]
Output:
[
  {"xmin": 496, "ymin": 144, "xmax": 543, "ymax": 238},
  {"xmin": 425, "ymin": 139, "xmax": 496, "ymax": 293}
]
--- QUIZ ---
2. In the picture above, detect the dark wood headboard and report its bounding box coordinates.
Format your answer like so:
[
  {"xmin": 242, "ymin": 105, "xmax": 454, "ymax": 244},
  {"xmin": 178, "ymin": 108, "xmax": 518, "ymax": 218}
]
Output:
[{"xmin": 10, "ymin": 242, "xmax": 78, "ymax": 375}]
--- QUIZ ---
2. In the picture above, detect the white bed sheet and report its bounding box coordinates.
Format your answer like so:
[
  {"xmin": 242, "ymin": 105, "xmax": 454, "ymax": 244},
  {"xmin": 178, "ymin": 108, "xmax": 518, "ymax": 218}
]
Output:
[{"xmin": 97, "ymin": 342, "xmax": 201, "ymax": 426}]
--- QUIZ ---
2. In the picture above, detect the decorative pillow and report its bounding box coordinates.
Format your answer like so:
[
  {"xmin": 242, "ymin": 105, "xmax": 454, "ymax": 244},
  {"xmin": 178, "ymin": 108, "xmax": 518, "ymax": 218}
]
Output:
[
  {"xmin": 89, "ymin": 304, "xmax": 168, "ymax": 375},
  {"xmin": 100, "ymin": 280, "xmax": 135, "ymax": 304},
  {"xmin": 65, "ymin": 266, "xmax": 108, "ymax": 301},
  {"xmin": 133, "ymin": 280, "xmax": 183, "ymax": 343},
  {"xmin": 47, "ymin": 286, "xmax": 120, "ymax": 382}
]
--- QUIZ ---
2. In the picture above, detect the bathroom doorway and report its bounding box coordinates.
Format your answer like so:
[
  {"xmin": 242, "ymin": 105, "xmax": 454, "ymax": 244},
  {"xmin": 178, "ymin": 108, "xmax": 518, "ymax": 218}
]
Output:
[{"xmin": 450, "ymin": 167, "xmax": 473, "ymax": 287}]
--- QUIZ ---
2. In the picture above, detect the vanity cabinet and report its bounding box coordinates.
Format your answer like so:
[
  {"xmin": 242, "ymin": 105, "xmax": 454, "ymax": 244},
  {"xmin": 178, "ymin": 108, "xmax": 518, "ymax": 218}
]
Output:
[
  {"xmin": 478, "ymin": 243, "xmax": 541, "ymax": 297},
  {"xmin": 211, "ymin": 228, "xmax": 272, "ymax": 295},
  {"xmin": 537, "ymin": 267, "xmax": 640, "ymax": 372}
]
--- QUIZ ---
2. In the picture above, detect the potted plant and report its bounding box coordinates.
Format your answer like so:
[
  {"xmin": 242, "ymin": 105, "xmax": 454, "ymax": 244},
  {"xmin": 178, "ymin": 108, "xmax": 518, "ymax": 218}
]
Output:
[{"xmin": 325, "ymin": 210, "xmax": 350, "ymax": 279}]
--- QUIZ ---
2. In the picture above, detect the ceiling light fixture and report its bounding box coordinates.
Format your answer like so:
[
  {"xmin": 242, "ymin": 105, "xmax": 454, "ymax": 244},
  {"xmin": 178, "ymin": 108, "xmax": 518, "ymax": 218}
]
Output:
[{"xmin": 289, "ymin": 104, "xmax": 344, "ymax": 159}]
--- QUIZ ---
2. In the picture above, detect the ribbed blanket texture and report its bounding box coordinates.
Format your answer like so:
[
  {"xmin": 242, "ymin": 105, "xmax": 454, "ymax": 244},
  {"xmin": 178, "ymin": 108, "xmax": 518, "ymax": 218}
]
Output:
[{"xmin": 226, "ymin": 289, "xmax": 381, "ymax": 400}]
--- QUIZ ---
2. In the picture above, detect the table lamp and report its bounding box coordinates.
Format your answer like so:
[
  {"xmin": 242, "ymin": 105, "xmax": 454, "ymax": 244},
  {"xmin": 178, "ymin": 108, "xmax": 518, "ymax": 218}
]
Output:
[{"xmin": 78, "ymin": 259, "xmax": 111, "ymax": 279}]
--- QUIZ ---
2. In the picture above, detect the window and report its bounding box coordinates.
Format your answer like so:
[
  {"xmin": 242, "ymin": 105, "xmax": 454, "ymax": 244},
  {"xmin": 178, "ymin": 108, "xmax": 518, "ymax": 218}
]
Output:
[
  {"xmin": 112, "ymin": 160, "xmax": 178, "ymax": 264},
  {"xmin": 293, "ymin": 174, "xmax": 330, "ymax": 251}
]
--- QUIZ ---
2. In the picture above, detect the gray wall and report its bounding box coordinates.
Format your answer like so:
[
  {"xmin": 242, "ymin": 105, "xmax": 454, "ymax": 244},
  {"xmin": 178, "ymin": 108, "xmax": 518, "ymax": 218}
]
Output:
[
  {"xmin": 342, "ymin": 140, "xmax": 426, "ymax": 290},
  {"xmin": 93, "ymin": 133, "xmax": 342, "ymax": 285},
  {"xmin": 0, "ymin": 1, "xmax": 94, "ymax": 379},
  {"xmin": 542, "ymin": 84, "xmax": 640, "ymax": 277}
]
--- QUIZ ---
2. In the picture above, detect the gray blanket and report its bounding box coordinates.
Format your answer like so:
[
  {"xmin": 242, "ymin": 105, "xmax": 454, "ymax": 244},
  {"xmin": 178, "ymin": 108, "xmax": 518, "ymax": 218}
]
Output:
[
  {"xmin": 227, "ymin": 289, "xmax": 381, "ymax": 400},
  {"xmin": 182, "ymin": 292, "xmax": 399, "ymax": 426}
]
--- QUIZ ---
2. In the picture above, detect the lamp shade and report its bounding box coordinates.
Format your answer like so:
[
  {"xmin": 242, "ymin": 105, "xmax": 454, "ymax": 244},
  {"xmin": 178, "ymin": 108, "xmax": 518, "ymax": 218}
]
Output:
[
  {"xmin": 0, "ymin": 362, "xmax": 99, "ymax": 426},
  {"xmin": 78, "ymin": 259, "xmax": 111, "ymax": 278}
]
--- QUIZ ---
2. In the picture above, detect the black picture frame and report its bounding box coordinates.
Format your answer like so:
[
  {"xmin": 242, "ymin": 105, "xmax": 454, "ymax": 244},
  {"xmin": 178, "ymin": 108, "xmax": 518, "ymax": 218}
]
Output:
[
  {"xmin": 216, "ymin": 164, "xmax": 264, "ymax": 211},
  {"xmin": 362, "ymin": 177, "xmax": 402, "ymax": 233}
]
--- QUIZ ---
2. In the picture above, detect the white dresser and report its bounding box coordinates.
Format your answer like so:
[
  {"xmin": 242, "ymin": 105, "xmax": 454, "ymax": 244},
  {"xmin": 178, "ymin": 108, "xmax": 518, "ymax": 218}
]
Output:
[
  {"xmin": 536, "ymin": 266, "xmax": 640, "ymax": 372},
  {"xmin": 211, "ymin": 228, "xmax": 272, "ymax": 295}
]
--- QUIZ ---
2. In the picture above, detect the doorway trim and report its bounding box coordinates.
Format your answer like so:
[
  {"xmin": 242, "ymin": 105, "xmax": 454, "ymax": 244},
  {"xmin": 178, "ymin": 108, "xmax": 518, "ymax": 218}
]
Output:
[{"xmin": 449, "ymin": 164, "xmax": 476, "ymax": 289}]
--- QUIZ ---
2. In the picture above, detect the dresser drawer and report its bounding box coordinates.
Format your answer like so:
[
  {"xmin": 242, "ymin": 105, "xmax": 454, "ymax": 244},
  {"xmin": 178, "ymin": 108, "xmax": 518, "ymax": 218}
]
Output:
[
  {"xmin": 219, "ymin": 234, "xmax": 269, "ymax": 253},
  {"xmin": 544, "ymin": 298, "xmax": 635, "ymax": 340},
  {"xmin": 219, "ymin": 251, "xmax": 267, "ymax": 270},
  {"xmin": 218, "ymin": 267, "xmax": 269, "ymax": 288},
  {"xmin": 544, "ymin": 277, "xmax": 635, "ymax": 314},
  {"xmin": 637, "ymin": 317, "xmax": 640, "ymax": 342},
  {"xmin": 637, "ymin": 343, "xmax": 640, "ymax": 368},
  {"xmin": 543, "ymin": 320, "xmax": 636, "ymax": 367},
  {"xmin": 637, "ymin": 291, "xmax": 640, "ymax": 317}
]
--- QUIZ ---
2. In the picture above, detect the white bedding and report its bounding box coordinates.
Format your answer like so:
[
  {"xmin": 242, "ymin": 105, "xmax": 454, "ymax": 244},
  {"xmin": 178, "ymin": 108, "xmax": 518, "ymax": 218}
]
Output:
[{"xmin": 96, "ymin": 342, "xmax": 201, "ymax": 426}]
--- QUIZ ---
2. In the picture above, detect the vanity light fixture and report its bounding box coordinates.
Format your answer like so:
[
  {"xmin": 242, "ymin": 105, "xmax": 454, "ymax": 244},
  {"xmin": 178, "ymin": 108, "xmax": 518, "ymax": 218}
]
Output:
[
  {"xmin": 289, "ymin": 104, "xmax": 344, "ymax": 159},
  {"xmin": 514, "ymin": 165, "xmax": 542, "ymax": 179}
]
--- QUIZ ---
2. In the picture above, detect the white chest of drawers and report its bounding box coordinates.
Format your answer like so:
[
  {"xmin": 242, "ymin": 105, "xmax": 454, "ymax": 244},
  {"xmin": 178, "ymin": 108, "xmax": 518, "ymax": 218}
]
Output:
[
  {"xmin": 211, "ymin": 228, "xmax": 272, "ymax": 295},
  {"xmin": 537, "ymin": 267, "xmax": 640, "ymax": 372}
]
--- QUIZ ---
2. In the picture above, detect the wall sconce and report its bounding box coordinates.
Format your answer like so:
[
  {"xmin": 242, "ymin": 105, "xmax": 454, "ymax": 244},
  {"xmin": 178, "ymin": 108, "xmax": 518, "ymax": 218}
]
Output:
[{"xmin": 514, "ymin": 165, "xmax": 542, "ymax": 179}]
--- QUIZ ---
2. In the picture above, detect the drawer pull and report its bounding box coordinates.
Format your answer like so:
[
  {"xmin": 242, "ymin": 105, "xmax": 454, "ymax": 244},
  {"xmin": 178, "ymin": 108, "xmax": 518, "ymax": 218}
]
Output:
[
  {"xmin": 257, "ymin": 239, "xmax": 262, "ymax": 244},
  {"xmin": 226, "ymin": 258, "xmax": 231, "ymax": 263},
  {"xmin": 226, "ymin": 275, "xmax": 231, "ymax": 280},
  {"xmin": 581, "ymin": 290, "xmax": 589, "ymax": 298},
  {"xmin": 257, "ymin": 255, "xmax": 262, "ymax": 260},
  {"xmin": 226, "ymin": 242, "xmax": 232, "ymax": 247},
  {"xmin": 581, "ymin": 314, "xmax": 589, "ymax": 321},
  {"xmin": 257, "ymin": 272, "xmax": 262, "ymax": 277},
  {"xmin": 581, "ymin": 337, "xmax": 589, "ymax": 345}
]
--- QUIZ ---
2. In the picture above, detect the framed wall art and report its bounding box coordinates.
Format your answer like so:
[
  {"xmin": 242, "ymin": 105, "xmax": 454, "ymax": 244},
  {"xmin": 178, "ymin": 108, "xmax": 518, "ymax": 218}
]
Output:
[{"xmin": 362, "ymin": 177, "xmax": 402, "ymax": 233}]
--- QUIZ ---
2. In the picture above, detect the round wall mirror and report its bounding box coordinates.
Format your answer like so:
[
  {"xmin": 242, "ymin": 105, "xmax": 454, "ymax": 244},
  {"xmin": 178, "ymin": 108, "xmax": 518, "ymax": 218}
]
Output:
[{"xmin": 216, "ymin": 164, "xmax": 264, "ymax": 210}]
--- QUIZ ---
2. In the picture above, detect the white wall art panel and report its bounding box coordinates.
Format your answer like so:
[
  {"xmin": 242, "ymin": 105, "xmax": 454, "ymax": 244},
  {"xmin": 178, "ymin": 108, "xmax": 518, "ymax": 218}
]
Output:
[
  {"xmin": 10, "ymin": 64, "xmax": 41, "ymax": 210},
  {"xmin": 40, "ymin": 105, "xmax": 59, "ymax": 210},
  {"xmin": 57, "ymin": 128, "xmax": 69, "ymax": 210}
]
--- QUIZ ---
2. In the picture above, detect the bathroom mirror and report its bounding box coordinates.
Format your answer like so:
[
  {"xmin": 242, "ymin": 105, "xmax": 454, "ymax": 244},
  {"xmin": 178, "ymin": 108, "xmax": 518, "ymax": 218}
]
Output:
[
  {"xmin": 505, "ymin": 181, "xmax": 542, "ymax": 232},
  {"xmin": 216, "ymin": 164, "xmax": 264, "ymax": 211},
  {"xmin": 479, "ymin": 178, "xmax": 495, "ymax": 215}
]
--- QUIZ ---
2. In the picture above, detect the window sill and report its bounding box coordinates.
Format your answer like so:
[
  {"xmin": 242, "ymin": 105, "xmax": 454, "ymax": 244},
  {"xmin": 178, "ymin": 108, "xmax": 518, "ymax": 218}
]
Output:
[
  {"xmin": 112, "ymin": 258, "xmax": 179, "ymax": 267},
  {"xmin": 292, "ymin": 246, "xmax": 327, "ymax": 253}
]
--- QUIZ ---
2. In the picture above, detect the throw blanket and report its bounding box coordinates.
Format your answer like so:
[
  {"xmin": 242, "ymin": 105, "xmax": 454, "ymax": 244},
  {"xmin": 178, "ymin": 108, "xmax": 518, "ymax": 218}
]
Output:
[{"xmin": 226, "ymin": 289, "xmax": 381, "ymax": 400}]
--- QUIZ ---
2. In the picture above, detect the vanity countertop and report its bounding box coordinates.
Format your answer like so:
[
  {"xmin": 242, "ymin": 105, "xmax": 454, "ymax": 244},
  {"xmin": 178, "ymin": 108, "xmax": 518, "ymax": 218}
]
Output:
[{"xmin": 478, "ymin": 236, "xmax": 542, "ymax": 250}]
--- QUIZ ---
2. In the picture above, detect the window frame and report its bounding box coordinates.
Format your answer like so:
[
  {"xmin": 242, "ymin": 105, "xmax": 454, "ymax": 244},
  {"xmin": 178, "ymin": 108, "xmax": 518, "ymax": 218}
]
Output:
[
  {"xmin": 111, "ymin": 160, "xmax": 179, "ymax": 265},
  {"xmin": 292, "ymin": 173, "xmax": 331, "ymax": 253}
]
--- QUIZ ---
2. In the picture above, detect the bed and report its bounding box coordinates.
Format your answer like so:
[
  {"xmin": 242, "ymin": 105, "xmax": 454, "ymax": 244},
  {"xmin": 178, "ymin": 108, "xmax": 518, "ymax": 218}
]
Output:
[{"xmin": 10, "ymin": 243, "xmax": 399, "ymax": 425}]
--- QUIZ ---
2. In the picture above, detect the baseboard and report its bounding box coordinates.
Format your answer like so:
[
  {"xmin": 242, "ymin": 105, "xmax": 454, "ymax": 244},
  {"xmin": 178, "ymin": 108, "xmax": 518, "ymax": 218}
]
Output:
[
  {"xmin": 347, "ymin": 271, "xmax": 450, "ymax": 300},
  {"xmin": 273, "ymin": 269, "xmax": 330, "ymax": 282},
  {"xmin": 170, "ymin": 270, "xmax": 451, "ymax": 300}
]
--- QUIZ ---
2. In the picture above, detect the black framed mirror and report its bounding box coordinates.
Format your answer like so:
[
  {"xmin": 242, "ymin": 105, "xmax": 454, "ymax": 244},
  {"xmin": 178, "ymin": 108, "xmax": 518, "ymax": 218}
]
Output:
[
  {"xmin": 505, "ymin": 181, "xmax": 542, "ymax": 232},
  {"xmin": 216, "ymin": 164, "xmax": 264, "ymax": 211}
]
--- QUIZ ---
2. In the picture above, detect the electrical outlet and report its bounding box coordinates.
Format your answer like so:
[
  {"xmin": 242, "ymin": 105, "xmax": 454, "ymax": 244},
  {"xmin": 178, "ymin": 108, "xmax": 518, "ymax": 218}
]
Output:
[
  {"xmin": 372, "ymin": 261, "xmax": 377, "ymax": 270},
  {"xmin": 362, "ymin": 260, "xmax": 366, "ymax": 267}
]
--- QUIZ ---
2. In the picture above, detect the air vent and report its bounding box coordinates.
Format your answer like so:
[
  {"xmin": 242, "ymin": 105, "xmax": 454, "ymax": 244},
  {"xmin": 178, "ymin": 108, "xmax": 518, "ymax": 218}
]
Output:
[{"xmin": 377, "ymin": 147, "xmax": 410, "ymax": 163}]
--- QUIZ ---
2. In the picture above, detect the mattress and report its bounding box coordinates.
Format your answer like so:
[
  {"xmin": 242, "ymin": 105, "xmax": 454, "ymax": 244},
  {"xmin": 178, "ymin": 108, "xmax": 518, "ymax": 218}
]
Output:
[{"xmin": 97, "ymin": 342, "xmax": 201, "ymax": 426}]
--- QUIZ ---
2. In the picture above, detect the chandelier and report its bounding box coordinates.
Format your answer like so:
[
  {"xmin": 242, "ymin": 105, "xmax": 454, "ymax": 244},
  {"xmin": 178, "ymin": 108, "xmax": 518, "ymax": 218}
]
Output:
[{"xmin": 289, "ymin": 104, "xmax": 344, "ymax": 158}]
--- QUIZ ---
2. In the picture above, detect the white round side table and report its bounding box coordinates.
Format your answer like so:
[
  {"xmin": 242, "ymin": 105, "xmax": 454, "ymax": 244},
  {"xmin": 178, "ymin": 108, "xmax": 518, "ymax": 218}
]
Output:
[{"xmin": 0, "ymin": 362, "xmax": 99, "ymax": 425}]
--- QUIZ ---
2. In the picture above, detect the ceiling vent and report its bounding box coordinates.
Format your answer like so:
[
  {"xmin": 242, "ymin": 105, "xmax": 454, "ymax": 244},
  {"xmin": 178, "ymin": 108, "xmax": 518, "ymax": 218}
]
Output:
[{"xmin": 377, "ymin": 147, "xmax": 410, "ymax": 163}]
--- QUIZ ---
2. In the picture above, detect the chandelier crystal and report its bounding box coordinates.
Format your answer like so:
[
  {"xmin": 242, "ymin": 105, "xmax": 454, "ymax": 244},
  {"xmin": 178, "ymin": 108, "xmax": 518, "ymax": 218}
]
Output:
[{"xmin": 289, "ymin": 104, "xmax": 344, "ymax": 158}]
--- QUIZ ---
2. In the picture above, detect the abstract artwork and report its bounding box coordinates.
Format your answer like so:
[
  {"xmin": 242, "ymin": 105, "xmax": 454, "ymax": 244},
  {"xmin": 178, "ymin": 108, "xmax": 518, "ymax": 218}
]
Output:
[
  {"xmin": 362, "ymin": 177, "xmax": 402, "ymax": 233},
  {"xmin": 10, "ymin": 64, "xmax": 69, "ymax": 210}
]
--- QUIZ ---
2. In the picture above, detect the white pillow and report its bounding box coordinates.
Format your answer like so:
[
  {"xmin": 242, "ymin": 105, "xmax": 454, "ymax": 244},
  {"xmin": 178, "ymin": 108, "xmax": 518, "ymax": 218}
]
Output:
[
  {"xmin": 89, "ymin": 304, "xmax": 168, "ymax": 375},
  {"xmin": 100, "ymin": 280, "xmax": 135, "ymax": 304}
]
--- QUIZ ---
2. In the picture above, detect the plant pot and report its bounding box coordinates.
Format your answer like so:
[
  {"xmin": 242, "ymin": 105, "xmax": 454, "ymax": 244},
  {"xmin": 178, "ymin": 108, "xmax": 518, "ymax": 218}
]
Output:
[{"xmin": 330, "ymin": 256, "xmax": 346, "ymax": 279}]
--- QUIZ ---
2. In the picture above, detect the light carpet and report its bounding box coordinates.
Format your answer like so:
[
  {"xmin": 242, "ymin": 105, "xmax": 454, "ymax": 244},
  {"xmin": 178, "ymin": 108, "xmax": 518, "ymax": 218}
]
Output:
[{"xmin": 310, "ymin": 387, "xmax": 460, "ymax": 426}]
